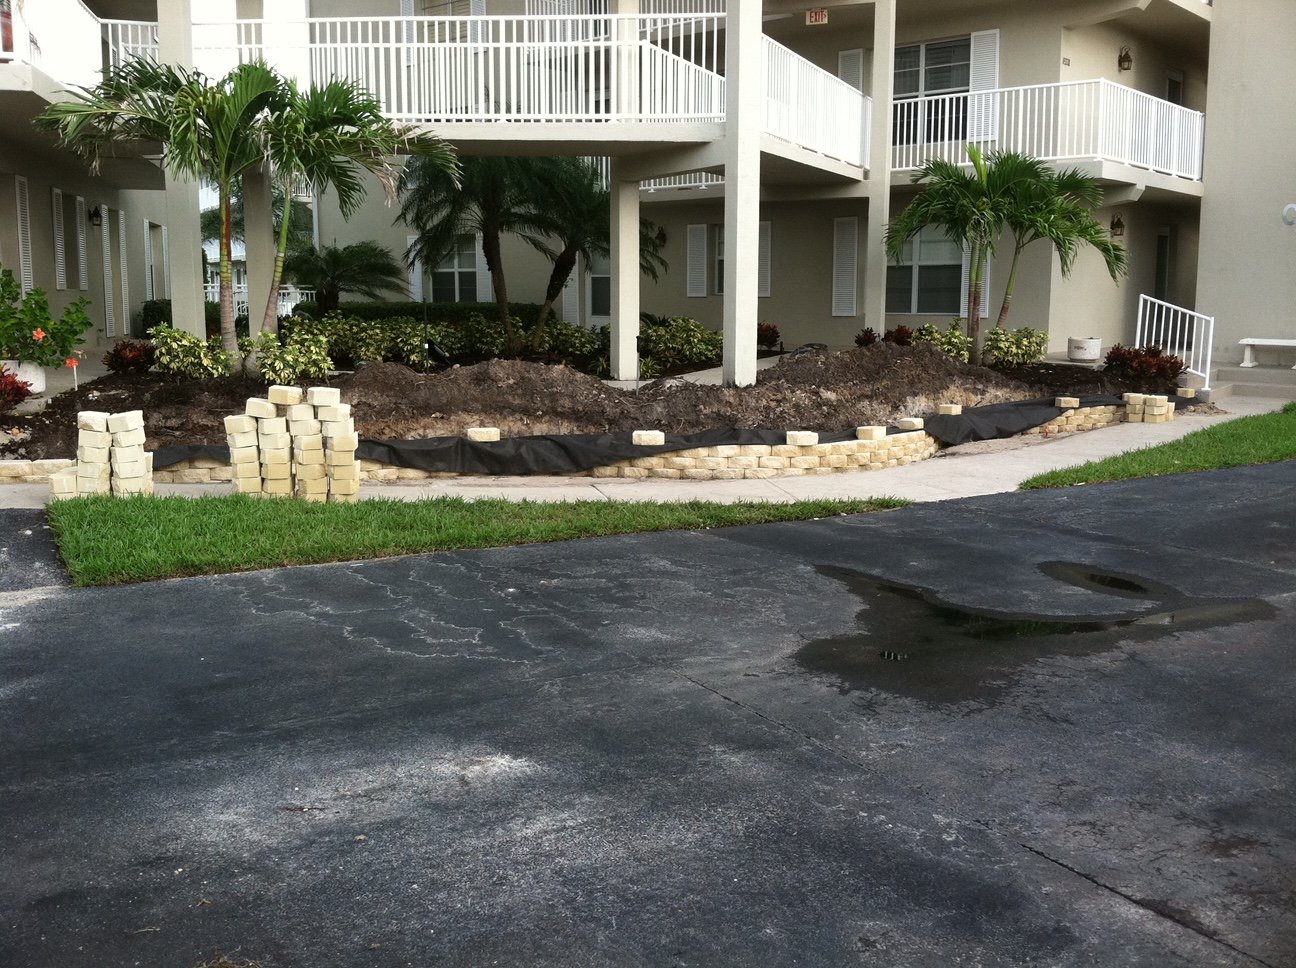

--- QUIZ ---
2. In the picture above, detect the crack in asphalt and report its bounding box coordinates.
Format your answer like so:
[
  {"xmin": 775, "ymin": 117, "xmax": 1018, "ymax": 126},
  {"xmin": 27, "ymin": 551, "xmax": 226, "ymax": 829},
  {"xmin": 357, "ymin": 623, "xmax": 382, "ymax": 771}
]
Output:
[{"xmin": 1018, "ymin": 842, "xmax": 1280, "ymax": 968}]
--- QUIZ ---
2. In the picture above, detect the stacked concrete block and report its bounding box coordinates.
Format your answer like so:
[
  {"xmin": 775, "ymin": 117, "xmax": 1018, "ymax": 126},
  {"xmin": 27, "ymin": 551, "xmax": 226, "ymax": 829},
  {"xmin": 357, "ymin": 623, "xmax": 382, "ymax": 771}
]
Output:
[
  {"xmin": 48, "ymin": 466, "xmax": 80, "ymax": 499},
  {"xmin": 223, "ymin": 413, "xmax": 261, "ymax": 494},
  {"xmin": 229, "ymin": 386, "xmax": 358, "ymax": 501},
  {"xmin": 75, "ymin": 411, "xmax": 113, "ymax": 496},
  {"xmin": 1176, "ymin": 387, "xmax": 1197, "ymax": 399},
  {"xmin": 108, "ymin": 410, "xmax": 153, "ymax": 497},
  {"xmin": 937, "ymin": 404, "xmax": 963, "ymax": 416},
  {"xmin": 896, "ymin": 417, "xmax": 925, "ymax": 431},
  {"xmin": 1123, "ymin": 392, "xmax": 1146, "ymax": 423},
  {"xmin": 1143, "ymin": 394, "xmax": 1174, "ymax": 424}
]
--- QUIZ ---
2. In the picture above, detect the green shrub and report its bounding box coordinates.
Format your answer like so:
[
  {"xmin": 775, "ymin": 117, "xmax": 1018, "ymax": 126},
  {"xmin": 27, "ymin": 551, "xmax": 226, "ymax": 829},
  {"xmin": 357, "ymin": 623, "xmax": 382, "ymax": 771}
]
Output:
[
  {"xmin": 141, "ymin": 298, "xmax": 226, "ymax": 338},
  {"xmin": 983, "ymin": 326, "xmax": 1048, "ymax": 366},
  {"xmin": 1103, "ymin": 344, "xmax": 1186, "ymax": 389},
  {"xmin": 913, "ymin": 320, "xmax": 971, "ymax": 363},
  {"xmin": 141, "ymin": 299, "xmax": 172, "ymax": 330},
  {"xmin": 292, "ymin": 300, "xmax": 543, "ymax": 329},
  {"xmin": 638, "ymin": 316, "xmax": 722, "ymax": 370},
  {"xmin": 0, "ymin": 268, "xmax": 94, "ymax": 366},
  {"xmin": 148, "ymin": 324, "xmax": 233, "ymax": 378},
  {"xmin": 240, "ymin": 330, "xmax": 333, "ymax": 385}
]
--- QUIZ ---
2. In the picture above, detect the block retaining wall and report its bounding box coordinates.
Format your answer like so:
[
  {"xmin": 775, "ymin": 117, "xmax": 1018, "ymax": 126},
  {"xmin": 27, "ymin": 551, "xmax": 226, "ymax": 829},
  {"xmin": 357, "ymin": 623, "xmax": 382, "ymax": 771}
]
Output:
[{"xmin": 0, "ymin": 402, "xmax": 1159, "ymax": 486}]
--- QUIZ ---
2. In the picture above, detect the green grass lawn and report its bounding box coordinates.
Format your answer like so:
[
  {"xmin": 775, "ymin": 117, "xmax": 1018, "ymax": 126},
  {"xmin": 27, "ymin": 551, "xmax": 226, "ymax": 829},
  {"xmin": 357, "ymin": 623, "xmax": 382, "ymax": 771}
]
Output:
[
  {"xmin": 47, "ymin": 494, "xmax": 908, "ymax": 586},
  {"xmin": 1020, "ymin": 401, "xmax": 1296, "ymax": 490}
]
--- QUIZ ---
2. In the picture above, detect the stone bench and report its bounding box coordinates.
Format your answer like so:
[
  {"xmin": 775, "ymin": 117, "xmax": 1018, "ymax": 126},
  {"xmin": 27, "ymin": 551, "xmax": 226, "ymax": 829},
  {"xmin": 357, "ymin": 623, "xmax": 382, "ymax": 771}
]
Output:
[{"xmin": 1239, "ymin": 338, "xmax": 1296, "ymax": 369}]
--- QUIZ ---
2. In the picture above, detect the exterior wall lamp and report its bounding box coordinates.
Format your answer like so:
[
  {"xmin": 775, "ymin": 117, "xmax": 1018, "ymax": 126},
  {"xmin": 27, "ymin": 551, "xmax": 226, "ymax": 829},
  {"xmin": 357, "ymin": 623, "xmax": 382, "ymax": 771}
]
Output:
[
  {"xmin": 1110, "ymin": 214, "xmax": 1126, "ymax": 237},
  {"xmin": 88, "ymin": 205, "xmax": 103, "ymax": 227},
  {"xmin": 1117, "ymin": 46, "xmax": 1133, "ymax": 72}
]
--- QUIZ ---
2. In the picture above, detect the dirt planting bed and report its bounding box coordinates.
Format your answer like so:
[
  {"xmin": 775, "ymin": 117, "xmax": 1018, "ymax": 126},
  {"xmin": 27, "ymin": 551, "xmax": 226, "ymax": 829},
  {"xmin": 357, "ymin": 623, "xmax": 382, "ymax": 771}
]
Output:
[{"xmin": 2, "ymin": 344, "xmax": 1179, "ymax": 461}]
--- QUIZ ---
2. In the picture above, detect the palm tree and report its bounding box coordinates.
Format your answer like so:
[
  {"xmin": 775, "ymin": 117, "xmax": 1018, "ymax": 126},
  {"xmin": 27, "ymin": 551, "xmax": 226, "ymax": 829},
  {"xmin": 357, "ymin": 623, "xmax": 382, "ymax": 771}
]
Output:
[
  {"xmin": 994, "ymin": 168, "xmax": 1128, "ymax": 327},
  {"xmin": 399, "ymin": 156, "xmax": 547, "ymax": 355},
  {"xmin": 256, "ymin": 79, "xmax": 457, "ymax": 334},
  {"xmin": 37, "ymin": 59, "xmax": 283, "ymax": 355},
  {"xmin": 199, "ymin": 180, "xmax": 314, "ymax": 257},
  {"xmin": 283, "ymin": 241, "xmax": 407, "ymax": 314},
  {"xmin": 517, "ymin": 158, "xmax": 668, "ymax": 352},
  {"xmin": 886, "ymin": 145, "xmax": 1049, "ymax": 349}
]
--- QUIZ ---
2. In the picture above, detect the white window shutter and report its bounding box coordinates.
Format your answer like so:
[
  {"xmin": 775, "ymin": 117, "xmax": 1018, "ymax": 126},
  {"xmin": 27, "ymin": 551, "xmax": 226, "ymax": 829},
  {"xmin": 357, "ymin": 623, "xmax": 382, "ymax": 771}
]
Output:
[
  {"xmin": 160, "ymin": 225, "xmax": 170, "ymax": 297},
  {"xmin": 101, "ymin": 206, "xmax": 116, "ymax": 337},
  {"xmin": 837, "ymin": 49, "xmax": 865, "ymax": 92},
  {"xmin": 75, "ymin": 197, "xmax": 89, "ymax": 290},
  {"xmin": 686, "ymin": 223, "xmax": 707, "ymax": 297},
  {"xmin": 831, "ymin": 217, "xmax": 858, "ymax": 317},
  {"xmin": 15, "ymin": 176, "xmax": 33, "ymax": 295},
  {"xmin": 143, "ymin": 220, "xmax": 155, "ymax": 301},
  {"xmin": 52, "ymin": 189, "xmax": 67, "ymax": 291},
  {"xmin": 117, "ymin": 208, "xmax": 130, "ymax": 329},
  {"xmin": 757, "ymin": 221, "xmax": 771, "ymax": 298},
  {"xmin": 474, "ymin": 231, "xmax": 491, "ymax": 302},
  {"xmin": 561, "ymin": 253, "xmax": 581, "ymax": 322},
  {"xmin": 968, "ymin": 29, "xmax": 1000, "ymax": 143},
  {"xmin": 406, "ymin": 234, "xmax": 423, "ymax": 301}
]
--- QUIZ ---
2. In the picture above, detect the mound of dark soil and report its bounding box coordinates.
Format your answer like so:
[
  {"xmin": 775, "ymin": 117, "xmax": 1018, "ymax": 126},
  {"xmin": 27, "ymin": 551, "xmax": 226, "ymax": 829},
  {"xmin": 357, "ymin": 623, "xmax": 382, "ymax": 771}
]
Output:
[{"xmin": 2, "ymin": 345, "xmax": 1175, "ymax": 460}]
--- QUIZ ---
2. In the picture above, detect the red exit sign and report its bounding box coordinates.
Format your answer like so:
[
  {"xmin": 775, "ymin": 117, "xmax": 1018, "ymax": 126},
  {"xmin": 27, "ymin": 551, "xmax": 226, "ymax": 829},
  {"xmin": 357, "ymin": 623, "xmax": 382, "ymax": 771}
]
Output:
[{"xmin": 806, "ymin": 8, "xmax": 829, "ymax": 26}]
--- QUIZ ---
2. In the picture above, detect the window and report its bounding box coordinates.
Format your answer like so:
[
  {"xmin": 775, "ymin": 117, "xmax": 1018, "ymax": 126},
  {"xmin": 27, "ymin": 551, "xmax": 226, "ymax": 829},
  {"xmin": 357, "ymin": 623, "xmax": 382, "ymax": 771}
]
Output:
[
  {"xmin": 589, "ymin": 252, "xmax": 610, "ymax": 318},
  {"xmin": 886, "ymin": 225, "xmax": 963, "ymax": 315},
  {"xmin": 1166, "ymin": 71, "xmax": 1184, "ymax": 106},
  {"xmin": 686, "ymin": 224, "xmax": 707, "ymax": 297},
  {"xmin": 893, "ymin": 38, "xmax": 971, "ymax": 146},
  {"xmin": 712, "ymin": 225, "xmax": 724, "ymax": 295},
  {"xmin": 432, "ymin": 233, "xmax": 478, "ymax": 303}
]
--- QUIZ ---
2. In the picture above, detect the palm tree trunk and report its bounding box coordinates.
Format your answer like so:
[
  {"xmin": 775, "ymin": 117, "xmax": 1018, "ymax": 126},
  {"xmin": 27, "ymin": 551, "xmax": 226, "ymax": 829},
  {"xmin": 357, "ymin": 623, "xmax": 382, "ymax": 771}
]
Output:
[
  {"xmin": 260, "ymin": 179, "xmax": 295, "ymax": 336},
  {"xmin": 482, "ymin": 229, "xmax": 517, "ymax": 355},
  {"xmin": 966, "ymin": 242, "xmax": 985, "ymax": 356},
  {"xmin": 218, "ymin": 184, "xmax": 238, "ymax": 356},
  {"xmin": 530, "ymin": 247, "xmax": 578, "ymax": 354},
  {"xmin": 996, "ymin": 241, "xmax": 1026, "ymax": 329}
]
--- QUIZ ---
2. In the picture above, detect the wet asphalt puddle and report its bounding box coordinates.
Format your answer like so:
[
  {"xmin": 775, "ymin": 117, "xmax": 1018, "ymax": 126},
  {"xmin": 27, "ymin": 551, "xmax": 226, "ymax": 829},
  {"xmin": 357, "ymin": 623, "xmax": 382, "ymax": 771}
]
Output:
[{"xmin": 796, "ymin": 561, "xmax": 1276, "ymax": 703}]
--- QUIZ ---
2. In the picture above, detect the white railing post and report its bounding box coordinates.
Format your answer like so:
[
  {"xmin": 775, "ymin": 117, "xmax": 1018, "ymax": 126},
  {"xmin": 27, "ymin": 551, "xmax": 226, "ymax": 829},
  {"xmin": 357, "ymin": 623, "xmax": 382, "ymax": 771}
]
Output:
[{"xmin": 1136, "ymin": 293, "xmax": 1214, "ymax": 389}]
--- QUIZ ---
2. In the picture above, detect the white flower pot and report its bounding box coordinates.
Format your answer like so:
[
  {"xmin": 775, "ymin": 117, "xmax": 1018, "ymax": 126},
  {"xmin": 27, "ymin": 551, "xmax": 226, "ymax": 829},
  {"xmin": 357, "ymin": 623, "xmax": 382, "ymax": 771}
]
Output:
[
  {"xmin": 1, "ymin": 360, "xmax": 47, "ymax": 395},
  {"xmin": 1067, "ymin": 337, "xmax": 1102, "ymax": 363}
]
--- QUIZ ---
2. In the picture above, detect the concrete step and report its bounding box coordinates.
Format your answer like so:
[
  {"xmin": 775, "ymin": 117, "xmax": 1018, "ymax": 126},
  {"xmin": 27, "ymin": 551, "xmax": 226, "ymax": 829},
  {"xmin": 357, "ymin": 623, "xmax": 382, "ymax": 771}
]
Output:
[
  {"xmin": 1212, "ymin": 364, "xmax": 1296, "ymax": 386},
  {"xmin": 1224, "ymin": 383, "xmax": 1296, "ymax": 401}
]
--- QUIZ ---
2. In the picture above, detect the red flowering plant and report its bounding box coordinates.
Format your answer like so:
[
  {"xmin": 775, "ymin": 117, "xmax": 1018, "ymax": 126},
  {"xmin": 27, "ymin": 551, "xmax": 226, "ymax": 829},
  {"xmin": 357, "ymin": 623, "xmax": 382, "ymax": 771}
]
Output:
[{"xmin": 0, "ymin": 267, "xmax": 93, "ymax": 368}]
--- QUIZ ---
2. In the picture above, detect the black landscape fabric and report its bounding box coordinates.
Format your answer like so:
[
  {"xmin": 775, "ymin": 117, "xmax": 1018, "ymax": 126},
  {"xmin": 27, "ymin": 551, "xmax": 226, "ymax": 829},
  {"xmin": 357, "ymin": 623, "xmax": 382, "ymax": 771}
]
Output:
[{"xmin": 150, "ymin": 394, "xmax": 1157, "ymax": 474}]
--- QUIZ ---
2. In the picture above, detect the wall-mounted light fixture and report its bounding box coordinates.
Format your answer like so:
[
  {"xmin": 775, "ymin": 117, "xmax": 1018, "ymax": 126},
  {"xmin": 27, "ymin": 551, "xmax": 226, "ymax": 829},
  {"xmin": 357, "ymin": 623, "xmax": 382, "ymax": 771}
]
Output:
[
  {"xmin": 1117, "ymin": 46, "xmax": 1133, "ymax": 72},
  {"xmin": 1110, "ymin": 214, "xmax": 1126, "ymax": 237},
  {"xmin": 87, "ymin": 205, "xmax": 103, "ymax": 227}
]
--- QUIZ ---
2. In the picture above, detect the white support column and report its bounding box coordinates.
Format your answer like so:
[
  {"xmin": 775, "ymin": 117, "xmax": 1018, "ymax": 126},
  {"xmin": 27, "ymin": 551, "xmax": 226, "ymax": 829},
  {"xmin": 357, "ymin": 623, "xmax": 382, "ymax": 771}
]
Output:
[
  {"xmin": 861, "ymin": 0, "xmax": 897, "ymax": 333},
  {"xmin": 721, "ymin": 1, "xmax": 763, "ymax": 387},
  {"xmin": 158, "ymin": 0, "xmax": 205, "ymax": 336},
  {"xmin": 609, "ymin": 158, "xmax": 641, "ymax": 381},
  {"xmin": 611, "ymin": 0, "xmax": 640, "ymax": 122},
  {"xmin": 242, "ymin": 168, "xmax": 276, "ymax": 333},
  {"xmin": 262, "ymin": 0, "xmax": 311, "ymax": 86}
]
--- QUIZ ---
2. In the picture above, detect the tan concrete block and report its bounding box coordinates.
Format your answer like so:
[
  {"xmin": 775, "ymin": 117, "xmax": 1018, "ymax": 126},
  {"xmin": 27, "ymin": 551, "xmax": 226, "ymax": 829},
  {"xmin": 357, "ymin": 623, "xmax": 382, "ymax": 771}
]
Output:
[
  {"xmin": 758, "ymin": 456, "xmax": 788, "ymax": 469},
  {"xmin": 590, "ymin": 466, "xmax": 621, "ymax": 478},
  {"xmin": 295, "ymin": 435, "xmax": 324, "ymax": 454},
  {"xmin": 737, "ymin": 444, "xmax": 772, "ymax": 457},
  {"xmin": 321, "ymin": 419, "xmax": 356, "ymax": 438},
  {"xmin": 620, "ymin": 466, "xmax": 649, "ymax": 479},
  {"xmin": 770, "ymin": 445, "xmax": 800, "ymax": 457},
  {"xmin": 328, "ymin": 491, "xmax": 360, "ymax": 504},
  {"xmin": 682, "ymin": 469, "xmax": 715, "ymax": 480},
  {"xmin": 78, "ymin": 476, "xmax": 111, "ymax": 494},
  {"xmin": 286, "ymin": 404, "xmax": 315, "ymax": 422},
  {"xmin": 666, "ymin": 457, "xmax": 698, "ymax": 470},
  {"xmin": 825, "ymin": 454, "xmax": 848, "ymax": 468},
  {"xmin": 111, "ymin": 444, "xmax": 146, "ymax": 464},
  {"xmin": 1144, "ymin": 404, "xmax": 1169, "ymax": 416},
  {"xmin": 109, "ymin": 459, "xmax": 146, "ymax": 478},
  {"xmin": 210, "ymin": 466, "xmax": 234, "ymax": 482},
  {"xmin": 76, "ymin": 411, "xmax": 110, "ymax": 432},
  {"xmin": 259, "ymin": 432, "xmax": 291, "ymax": 451},
  {"xmin": 260, "ymin": 462, "xmax": 292, "ymax": 480},
  {"xmin": 648, "ymin": 468, "xmax": 683, "ymax": 479},
  {"xmin": 630, "ymin": 457, "xmax": 664, "ymax": 469},
  {"xmin": 1055, "ymin": 396, "xmax": 1081, "ymax": 409},
  {"xmin": 786, "ymin": 430, "xmax": 819, "ymax": 446},
  {"xmin": 224, "ymin": 414, "xmax": 257, "ymax": 435},
  {"xmin": 781, "ymin": 467, "xmax": 808, "ymax": 476},
  {"xmin": 112, "ymin": 427, "xmax": 146, "ymax": 447},
  {"xmin": 711, "ymin": 469, "xmax": 744, "ymax": 480},
  {"xmin": 698, "ymin": 457, "xmax": 729, "ymax": 470},
  {"xmin": 1145, "ymin": 395, "xmax": 1168, "ymax": 405},
  {"xmin": 174, "ymin": 468, "xmax": 212, "ymax": 484},
  {"xmin": 1126, "ymin": 413, "xmax": 1144, "ymax": 423},
  {"xmin": 709, "ymin": 445, "xmax": 741, "ymax": 458},
  {"xmin": 366, "ymin": 468, "xmax": 398, "ymax": 482},
  {"xmin": 261, "ymin": 477, "xmax": 294, "ymax": 495},
  {"xmin": 257, "ymin": 416, "xmax": 288, "ymax": 436},
  {"xmin": 268, "ymin": 385, "xmax": 304, "ymax": 406},
  {"xmin": 106, "ymin": 410, "xmax": 144, "ymax": 433},
  {"xmin": 152, "ymin": 471, "xmax": 176, "ymax": 484},
  {"xmin": 300, "ymin": 490, "xmax": 329, "ymax": 503},
  {"xmin": 1122, "ymin": 393, "xmax": 1145, "ymax": 405},
  {"xmin": 78, "ymin": 429, "xmax": 112, "ymax": 449},
  {"xmin": 729, "ymin": 456, "xmax": 759, "ymax": 470},
  {"xmin": 227, "ymin": 430, "xmax": 258, "ymax": 450},
  {"xmin": 315, "ymin": 404, "xmax": 352, "ymax": 422},
  {"xmin": 296, "ymin": 475, "xmax": 328, "ymax": 493},
  {"xmin": 296, "ymin": 463, "xmax": 328, "ymax": 481},
  {"xmin": 938, "ymin": 404, "xmax": 963, "ymax": 415},
  {"xmin": 632, "ymin": 430, "xmax": 665, "ymax": 446},
  {"xmin": 359, "ymin": 460, "xmax": 384, "ymax": 471},
  {"xmin": 77, "ymin": 445, "xmax": 110, "ymax": 463},
  {"xmin": 743, "ymin": 467, "xmax": 779, "ymax": 479},
  {"xmin": 233, "ymin": 476, "xmax": 262, "ymax": 494},
  {"xmin": 896, "ymin": 417, "xmax": 924, "ymax": 431},
  {"xmin": 77, "ymin": 462, "xmax": 110, "ymax": 480},
  {"xmin": 306, "ymin": 386, "xmax": 341, "ymax": 407},
  {"xmin": 329, "ymin": 476, "xmax": 360, "ymax": 495},
  {"xmin": 676, "ymin": 448, "xmax": 708, "ymax": 459},
  {"xmin": 289, "ymin": 419, "xmax": 321, "ymax": 437},
  {"xmin": 245, "ymin": 398, "xmax": 278, "ymax": 418},
  {"xmin": 229, "ymin": 446, "xmax": 260, "ymax": 465},
  {"xmin": 1176, "ymin": 387, "xmax": 1196, "ymax": 398},
  {"xmin": 326, "ymin": 449, "xmax": 358, "ymax": 467},
  {"xmin": 328, "ymin": 433, "xmax": 359, "ymax": 452},
  {"xmin": 0, "ymin": 461, "xmax": 30, "ymax": 479},
  {"xmin": 790, "ymin": 456, "xmax": 821, "ymax": 469}
]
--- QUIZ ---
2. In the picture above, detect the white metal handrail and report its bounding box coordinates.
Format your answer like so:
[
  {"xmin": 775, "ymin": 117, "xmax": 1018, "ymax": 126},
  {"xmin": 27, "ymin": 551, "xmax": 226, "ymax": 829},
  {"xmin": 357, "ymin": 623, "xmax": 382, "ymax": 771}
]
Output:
[
  {"xmin": 764, "ymin": 35, "xmax": 870, "ymax": 168},
  {"xmin": 203, "ymin": 283, "xmax": 315, "ymax": 318},
  {"xmin": 102, "ymin": 19, "xmax": 159, "ymax": 67},
  {"xmin": 892, "ymin": 78, "xmax": 1204, "ymax": 181},
  {"xmin": 190, "ymin": 14, "xmax": 725, "ymax": 124},
  {"xmin": 1136, "ymin": 294, "xmax": 1214, "ymax": 389}
]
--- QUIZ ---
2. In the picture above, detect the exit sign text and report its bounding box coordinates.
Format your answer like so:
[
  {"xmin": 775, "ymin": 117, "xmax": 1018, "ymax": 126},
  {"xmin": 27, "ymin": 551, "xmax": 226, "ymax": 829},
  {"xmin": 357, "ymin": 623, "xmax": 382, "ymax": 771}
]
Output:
[{"xmin": 806, "ymin": 8, "xmax": 829, "ymax": 26}]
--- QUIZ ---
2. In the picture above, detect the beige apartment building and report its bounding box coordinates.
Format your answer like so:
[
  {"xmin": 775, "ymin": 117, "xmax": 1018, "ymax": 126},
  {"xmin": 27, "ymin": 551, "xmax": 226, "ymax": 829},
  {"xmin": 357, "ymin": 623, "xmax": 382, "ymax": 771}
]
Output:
[{"xmin": 1, "ymin": 0, "xmax": 1292, "ymax": 389}]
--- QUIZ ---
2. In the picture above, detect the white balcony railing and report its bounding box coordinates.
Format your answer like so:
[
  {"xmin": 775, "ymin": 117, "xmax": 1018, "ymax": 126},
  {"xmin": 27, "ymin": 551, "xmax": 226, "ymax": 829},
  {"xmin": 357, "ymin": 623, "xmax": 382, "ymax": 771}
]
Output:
[
  {"xmin": 190, "ymin": 14, "xmax": 725, "ymax": 125},
  {"xmin": 764, "ymin": 36, "xmax": 871, "ymax": 168},
  {"xmin": 1137, "ymin": 294, "xmax": 1214, "ymax": 389},
  {"xmin": 892, "ymin": 79, "xmax": 1204, "ymax": 181},
  {"xmin": 204, "ymin": 283, "xmax": 315, "ymax": 318},
  {"xmin": 1, "ymin": 0, "xmax": 102, "ymax": 87},
  {"xmin": 102, "ymin": 19, "xmax": 160, "ymax": 68}
]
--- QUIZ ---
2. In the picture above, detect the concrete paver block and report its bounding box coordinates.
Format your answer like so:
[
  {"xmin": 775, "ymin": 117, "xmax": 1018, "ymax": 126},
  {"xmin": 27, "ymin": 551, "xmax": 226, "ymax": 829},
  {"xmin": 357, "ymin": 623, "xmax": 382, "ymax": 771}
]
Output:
[
  {"xmin": 76, "ymin": 411, "xmax": 110, "ymax": 432},
  {"xmin": 896, "ymin": 418, "xmax": 924, "ymax": 431},
  {"xmin": 632, "ymin": 430, "xmax": 665, "ymax": 446},
  {"xmin": 856, "ymin": 426, "xmax": 886, "ymax": 441},
  {"xmin": 112, "ymin": 427, "xmax": 146, "ymax": 447},
  {"xmin": 245, "ymin": 398, "xmax": 278, "ymax": 418},
  {"xmin": 306, "ymin": 386, "xmax": 342, "ymax": 407},
  {"xmin": 224, "ymin": 414, "xmax": 257, "ymax": 434},
  {"xmin": 466, "ymin": 427, "xmax": 501, "ymax": 442},
  {"xmin": 106, "ymin": 410, "xmax": 144, "ymax": 433},
  {"xmin": 268, "ymin": 385, "xmax": 304, "ymax": 406},
  {"xmin": 786, "ymin": 431, "xmax": 819, "ymax": 446},
  {"xmin": 77, "ymin": 429, "xmax": 112, "ymax": 449}
]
